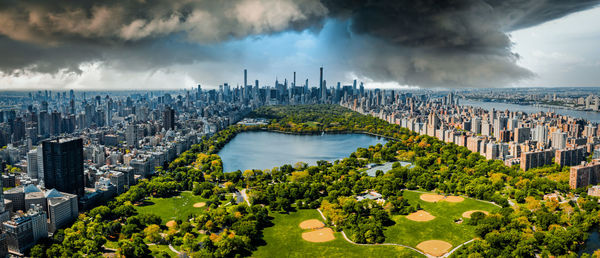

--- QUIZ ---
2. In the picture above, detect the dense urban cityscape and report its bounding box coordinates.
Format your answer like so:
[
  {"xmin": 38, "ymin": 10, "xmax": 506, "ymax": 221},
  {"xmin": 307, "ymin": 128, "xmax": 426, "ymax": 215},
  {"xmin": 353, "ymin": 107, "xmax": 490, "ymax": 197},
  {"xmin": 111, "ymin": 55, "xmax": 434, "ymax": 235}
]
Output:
[
  {"xmin": 0, "ymin": 67, "xmax": 598, "ymax": 255},
  {"xmin": 2, "ymin": 0, "xmax": 600, "ymax": 257}
]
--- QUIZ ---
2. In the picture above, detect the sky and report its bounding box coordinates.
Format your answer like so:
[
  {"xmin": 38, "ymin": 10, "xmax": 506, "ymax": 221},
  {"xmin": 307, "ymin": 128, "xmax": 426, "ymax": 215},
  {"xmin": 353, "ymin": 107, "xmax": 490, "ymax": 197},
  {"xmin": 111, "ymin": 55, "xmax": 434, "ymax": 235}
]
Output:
[
  {"xmin": 0, "ymin": 0, "xmax": 599, "ymax": 90},
  {"xmin": 512, "ymin": 6, "xmax": 600, "ymax": 87}
]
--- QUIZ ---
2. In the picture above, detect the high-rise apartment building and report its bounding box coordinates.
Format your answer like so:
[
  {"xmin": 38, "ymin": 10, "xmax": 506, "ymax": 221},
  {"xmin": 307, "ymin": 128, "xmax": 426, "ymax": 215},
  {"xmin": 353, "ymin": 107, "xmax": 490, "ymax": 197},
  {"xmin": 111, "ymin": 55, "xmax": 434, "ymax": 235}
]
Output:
[
  {"xmin": 41, "ymin": 138, "xmax": 84, "ymax": 197},
  {"xmin": 569, "ymin": 161, "xmax": 600, "ymax": 189},
  {"xmin": 26, "ymin": 149, "xmax": 38, "ymax": 179},
  {"xmin": 551, "ymin": 131, "xmax": 567, "ymax": 149},
  {"xmin": 556, "ymin": 147, "xmax": 587, "ymax": 167},
  {"xmin": 162, "ymin": 107, "xmax": 175, "ymax": 131},
  {"xmin": 520, "ymin": 149, "xmax": 555, "ymax": 171},
  {"xmin": 126, "ymin": 125, "xmax": 138, "ymax": 148}
]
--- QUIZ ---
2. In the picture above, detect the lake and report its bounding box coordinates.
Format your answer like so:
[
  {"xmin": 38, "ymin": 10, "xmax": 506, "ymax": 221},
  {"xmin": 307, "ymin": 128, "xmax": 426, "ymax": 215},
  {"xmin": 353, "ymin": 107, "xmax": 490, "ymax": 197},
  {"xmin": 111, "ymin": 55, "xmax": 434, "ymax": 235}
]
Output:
[
  {"xmin": 461, "ymin": 99, "xmax": 600, "ymax": 124},
  {"xmin": 218, "ymin": 131, "xmax": 387, "ymax": 172}
]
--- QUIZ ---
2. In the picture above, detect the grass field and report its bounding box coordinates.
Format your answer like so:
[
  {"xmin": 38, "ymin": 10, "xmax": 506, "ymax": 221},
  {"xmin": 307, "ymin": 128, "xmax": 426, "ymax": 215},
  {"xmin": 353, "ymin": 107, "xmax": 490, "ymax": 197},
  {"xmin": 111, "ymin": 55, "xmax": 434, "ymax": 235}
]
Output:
[
  {"xmin": 384, "ymin": 190, "xmax": 500, "ymax": 247},
  {"xmin": 305, "ymin": 121, "xmax": 320, "ymax": 129},
  {"xmin": 149, "ymin": 244, "xmax": 177, "ymax": 257},
  {"xmin": 105, "ymin": 240, "xmax": 119, "ymax": 249},
  {"xmin": 252, "ymin": 209, "xmax": 421, "ymax": 258},
  {"xmin": 135, "ymin": 191, "xmax": 210, "ymax": 223}
]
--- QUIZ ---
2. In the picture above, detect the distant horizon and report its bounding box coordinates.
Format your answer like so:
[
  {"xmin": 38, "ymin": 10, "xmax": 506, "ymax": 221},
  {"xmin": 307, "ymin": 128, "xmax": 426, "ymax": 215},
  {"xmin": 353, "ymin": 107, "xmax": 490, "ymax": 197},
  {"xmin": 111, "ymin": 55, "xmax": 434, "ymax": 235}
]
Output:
[
  {"xmin": 1, "ymin": 85, "xmax": 600, "ymax": 93},
  {"xmin": 1, "ymin": 1, "xmax": 599, "ymax": 90}
]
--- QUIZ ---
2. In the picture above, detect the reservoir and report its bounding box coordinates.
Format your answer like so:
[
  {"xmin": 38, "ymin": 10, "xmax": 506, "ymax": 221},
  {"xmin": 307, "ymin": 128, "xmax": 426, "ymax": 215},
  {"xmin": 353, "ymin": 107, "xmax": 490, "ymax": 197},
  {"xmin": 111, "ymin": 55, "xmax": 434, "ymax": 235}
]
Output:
[
  {"xmin": 461, "ymin": 99, "xmax": 600, "ymax": 124},
  {"xmin": 218, "ymin": 131, "xmax": 387, "ymax": 172}
]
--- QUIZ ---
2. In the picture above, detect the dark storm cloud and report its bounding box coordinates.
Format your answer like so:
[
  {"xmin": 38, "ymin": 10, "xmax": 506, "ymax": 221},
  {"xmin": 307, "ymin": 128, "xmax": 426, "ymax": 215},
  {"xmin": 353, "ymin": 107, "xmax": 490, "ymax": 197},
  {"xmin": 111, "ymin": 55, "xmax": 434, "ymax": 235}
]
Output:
[
  {"xmin": 0, "ymin": 0, "xmax": 598, "ymax": 87},
  {"xmin": 0, "ymin": 35, "xmax": 227, "ymax": 74},
  {"xmin": 320, "ymin": 0, "xmax": 600, "ymax": 87},
  {"xmin": 0, "ymin": 0, "xmax": 327, "ymax": 75}
]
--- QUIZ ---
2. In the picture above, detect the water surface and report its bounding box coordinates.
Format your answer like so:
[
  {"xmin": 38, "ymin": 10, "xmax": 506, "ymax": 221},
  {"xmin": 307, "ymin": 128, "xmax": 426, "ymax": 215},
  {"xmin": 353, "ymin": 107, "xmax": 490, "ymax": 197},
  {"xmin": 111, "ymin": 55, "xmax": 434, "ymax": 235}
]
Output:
[
  {"xmin": 580, "ymin": 229, "xmax": 600, "ymax": 256},
  {"xmin": 218, "ymin": 131, "xmax": 386, "ymax": 172},
  {"xmin": 461, "ymin": 99, "xmax": 600, "ymax": 123}
]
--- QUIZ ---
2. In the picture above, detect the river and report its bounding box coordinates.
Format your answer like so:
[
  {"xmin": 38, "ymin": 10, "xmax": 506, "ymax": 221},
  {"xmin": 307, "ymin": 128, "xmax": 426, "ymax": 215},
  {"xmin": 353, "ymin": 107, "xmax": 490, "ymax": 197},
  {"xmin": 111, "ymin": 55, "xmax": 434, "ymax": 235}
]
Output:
[
  {"xmin": 218, "ymin": 131, "xmax": 387, "ymax": 172},
  {"xmin": 461, "ymin": 99, "xmax": 600, "ymax": 124}
]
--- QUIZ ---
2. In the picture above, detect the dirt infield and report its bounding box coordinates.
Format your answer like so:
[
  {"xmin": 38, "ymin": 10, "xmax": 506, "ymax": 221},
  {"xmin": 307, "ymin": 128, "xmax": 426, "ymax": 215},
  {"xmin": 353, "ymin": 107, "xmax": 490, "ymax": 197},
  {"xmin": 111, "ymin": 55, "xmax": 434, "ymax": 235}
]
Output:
[
  {"xmin": 302, "ymin": 228, "xmax": 335, "ymax": 242},
  {"xmin": 444, "ymin": 196, "xmax": 464, "ymax": 203},
  {"xmin": 416, "ymin": 240, "xmax": 453, "ymax": 257},
  {"xmin": 420, "ymin": 194, "xmax": 464, "ymax": 203},
  {"xmin": 406, "ymin": 210, "xmax": 436, "ymax": 222},
  {"xmin": 299, "ymin": 219, "xmax": 325, "ymax": 229},
  {"xmin": 166, "ymin": 220, "xmax": 177, "ymax": 228},
  {"xmin": 193, "ymin": 202, "xmax": 206, "ymax": 208},
  {"xmin": 420, "ymin": 194, "xmax": 445, "ymax": 202},
  {"xmin": 462, "ymin": 210, "xmax": 489, "ymax": 218}
]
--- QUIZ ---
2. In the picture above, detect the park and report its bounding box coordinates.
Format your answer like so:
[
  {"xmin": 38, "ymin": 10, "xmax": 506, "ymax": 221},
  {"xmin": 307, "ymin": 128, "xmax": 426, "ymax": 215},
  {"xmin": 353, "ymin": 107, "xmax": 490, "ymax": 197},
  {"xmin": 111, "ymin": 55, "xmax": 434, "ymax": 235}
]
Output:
[
  {"xmin": 134, "ymin": 191, "xmax": 210, "ymax": 224},
  {"xmin": 253, "ymin": 190, "xmax": 499, "ymax": 257},
  {"xmin": 31, "ymin": 105, "xmax": 599, "ymax": 257}
]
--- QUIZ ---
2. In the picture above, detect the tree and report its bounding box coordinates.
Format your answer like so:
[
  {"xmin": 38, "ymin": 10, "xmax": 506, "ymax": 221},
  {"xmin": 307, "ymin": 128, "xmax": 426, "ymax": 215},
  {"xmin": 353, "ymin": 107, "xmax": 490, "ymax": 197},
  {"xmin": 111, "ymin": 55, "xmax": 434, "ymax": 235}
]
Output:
[
  {"xmin": 30, "ymin": 244, "xmax": 46, "ymax": 258},
  {"xmin": 182, "ymin": 233, "xmax": 197, "ymax": 252},
  {"xmin": 89, "ymin": 206, "xmax": 113, "ymax": 220},
  {"xmin": 118, "ymin": 235, "xmax": 151, "ymax": 258},
  {"xmin": 104, "ymin": 221, "xmax": 122, "ymax": 239},
  {"xmin": 114, "ymin": 204, "xmax": 136, "ymax": 218},
  {"xmin": 143, "ymin": 224, "xmax": 162, "ymax": 243},
  {"xmin": 231, "ymin": 220, "xmax": 259, "ymax": 239}
]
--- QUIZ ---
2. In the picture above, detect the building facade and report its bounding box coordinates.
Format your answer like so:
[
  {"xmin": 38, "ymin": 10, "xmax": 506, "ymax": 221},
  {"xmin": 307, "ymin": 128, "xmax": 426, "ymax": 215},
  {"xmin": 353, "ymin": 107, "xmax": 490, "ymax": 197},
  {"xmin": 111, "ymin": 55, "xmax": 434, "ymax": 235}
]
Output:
[{"xmin": 41, "ymin": 138, "xmax": 84, "ymax": 197}]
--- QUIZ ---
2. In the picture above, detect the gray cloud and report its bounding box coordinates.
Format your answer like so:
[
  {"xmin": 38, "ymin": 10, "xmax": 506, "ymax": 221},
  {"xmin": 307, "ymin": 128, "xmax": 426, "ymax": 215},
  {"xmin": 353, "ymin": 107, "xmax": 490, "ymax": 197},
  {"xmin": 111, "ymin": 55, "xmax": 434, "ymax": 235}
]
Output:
[
  {"xmin": 0, "ymin": 0, "xmax": 598, "ymax": 88},
  {"xmin": 320, "ymin": 0, "xmax": 599, "ymax": 87},
  {"xmin": 0, "ymin": 0, "xmax": 327, "ymax": 45}
]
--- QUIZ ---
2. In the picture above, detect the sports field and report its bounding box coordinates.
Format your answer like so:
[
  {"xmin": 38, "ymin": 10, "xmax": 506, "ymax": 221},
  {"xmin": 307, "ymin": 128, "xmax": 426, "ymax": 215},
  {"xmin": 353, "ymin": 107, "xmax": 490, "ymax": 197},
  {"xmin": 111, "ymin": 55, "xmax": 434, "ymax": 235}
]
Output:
[
  {"xmin": 134, "ymin": 191, "xmax": 210, "ymax": 223},
  {"xmin": 252, "ymin": 209, "xmax": 420, "ymax": 258},
  {"xmin": 384, "ymin": 190, "xmax": 500, "ymax": 254}
]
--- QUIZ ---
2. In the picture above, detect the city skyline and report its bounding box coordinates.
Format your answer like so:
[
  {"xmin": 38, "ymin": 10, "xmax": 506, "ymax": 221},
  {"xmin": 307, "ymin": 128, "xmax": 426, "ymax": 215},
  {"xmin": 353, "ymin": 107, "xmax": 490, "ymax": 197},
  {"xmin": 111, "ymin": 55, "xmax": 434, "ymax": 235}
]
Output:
[
  {"xmin": 0, "ymin": 1, "xmax": 599, "ymax": 90},
  {"xmin": 1, "ymin": 66, "xmax": 600, "ymax": 256},
  {"xmin": 3, "ymin": 1, "xmax": 600, "ymax": 256}
]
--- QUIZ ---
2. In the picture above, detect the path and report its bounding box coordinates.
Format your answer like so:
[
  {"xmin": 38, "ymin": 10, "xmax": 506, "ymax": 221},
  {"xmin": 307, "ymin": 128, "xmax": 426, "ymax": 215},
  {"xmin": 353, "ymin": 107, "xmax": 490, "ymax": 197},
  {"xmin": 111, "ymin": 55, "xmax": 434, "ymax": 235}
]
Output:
[
  {"xmin": 146, "ymin": 243, "xmax": 181, "ymax": 256},
  {"xmin": 316, "ymin": 208, "xmax": 474, "ymax": 258},
  {"xmin": 169, "ymin": 244, "xmax": 181, "ymax": 255},
  {"xmin": 241, "ymin": 189, "xmax": 251, "ymax": 206},
  {"xmin": 103, "ymin": 245, "xmax": 117, "ymax": 252}
]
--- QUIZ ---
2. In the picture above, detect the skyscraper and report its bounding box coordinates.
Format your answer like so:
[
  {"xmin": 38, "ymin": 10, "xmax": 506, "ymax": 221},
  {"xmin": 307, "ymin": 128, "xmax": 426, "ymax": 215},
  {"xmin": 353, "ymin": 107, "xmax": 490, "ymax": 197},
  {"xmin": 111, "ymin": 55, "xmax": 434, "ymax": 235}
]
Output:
[
  {"xmin": 533, "ymin": 125, "xmax": 548, "ymax": 145},
  {"xmin": 552, "ymin": 131, "xmax": 567, "ymax": 150},
  {"xmin": 162, "ymin": 107, "xmax": 175, "ymax": 131},
  {"xmin": 319, "ymin": 67, "xmax": 326, "ymax": 102},
  {"xmin": 37, "ymin": 111, "xmax": 49, "ymax": 138},
  {"xmin": 41, "ymin": 138, "xmax": 84, "ymax": 197},
  {"xmin": 126, "ymin": 124, "xmax": 138, "ymax": 148},
  {"xmin": 26, "ymin": 149, "xmax": 38, "ymax": 179}
]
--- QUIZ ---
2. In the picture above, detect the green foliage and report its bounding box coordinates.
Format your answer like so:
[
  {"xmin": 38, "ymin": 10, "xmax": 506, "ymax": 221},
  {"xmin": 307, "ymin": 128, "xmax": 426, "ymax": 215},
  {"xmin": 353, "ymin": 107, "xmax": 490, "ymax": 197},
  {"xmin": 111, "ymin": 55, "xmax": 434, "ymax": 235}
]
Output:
[{"xmin": 31, "ymin": 104, "xmax": 600, "ymax": 257}]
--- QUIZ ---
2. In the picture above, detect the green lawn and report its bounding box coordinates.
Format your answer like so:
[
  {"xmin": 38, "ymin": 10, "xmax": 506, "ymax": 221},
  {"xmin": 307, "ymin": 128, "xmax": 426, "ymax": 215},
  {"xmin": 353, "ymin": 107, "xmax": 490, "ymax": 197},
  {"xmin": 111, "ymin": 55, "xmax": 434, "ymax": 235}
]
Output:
[
  {"xmin": 252, "ymin": 209, "xmax": 421, "ymax": 258},
  {"xmin": 305, "ymin": 121, "xmax": 320, "ymax": 128},
  {"xmin": 149, "ymin": 244, "xmax": 177, "ymax": 257},
  {"xmin": 135, "ymin": 191, "xmax": 210, "ymax": 224},
  {"xmin": 104, "ymin": 240, "xmax": 119, "ymax": 249},
  {"xmin": 384, "ymin": 190, "xmax": 500, "ymax": 247}
]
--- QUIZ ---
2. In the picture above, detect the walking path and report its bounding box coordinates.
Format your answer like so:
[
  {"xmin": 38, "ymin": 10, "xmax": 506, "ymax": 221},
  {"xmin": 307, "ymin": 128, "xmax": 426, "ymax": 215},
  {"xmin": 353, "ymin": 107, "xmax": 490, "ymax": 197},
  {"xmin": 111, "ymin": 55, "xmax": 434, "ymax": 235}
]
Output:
[
  {"xmin": 169, "ymin": 244, "xmax": 181, "ymax": 255},
  {"xmin": 241, "ymin": 189, "xmax": 251, "ymax": 206}
]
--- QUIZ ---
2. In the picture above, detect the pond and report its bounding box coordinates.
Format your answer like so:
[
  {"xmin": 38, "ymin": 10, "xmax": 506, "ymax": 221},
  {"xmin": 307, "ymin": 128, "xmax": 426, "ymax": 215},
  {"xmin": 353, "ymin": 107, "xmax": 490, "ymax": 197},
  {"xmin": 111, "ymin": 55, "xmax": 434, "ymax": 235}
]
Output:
[{"xmin": 579, "ymin": 229, "xmax": 600, "ymax": 256}]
